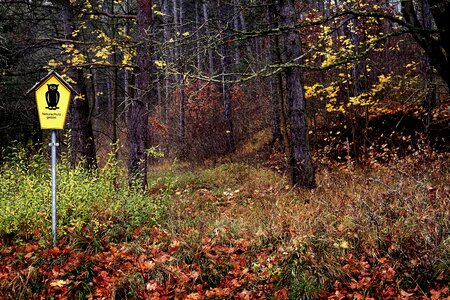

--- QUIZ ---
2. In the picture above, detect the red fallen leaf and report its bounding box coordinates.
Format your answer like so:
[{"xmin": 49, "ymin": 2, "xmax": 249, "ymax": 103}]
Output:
[
  {"xmin": 25, "ymin": 243, "xmax": 38, "ymax": 253},
  {"xmin": 328, "ymin": 290, "xmax": 346, "ymax": 300},
  {"xmin": 185, "ymin": 292, "xmax": 203, "ymax": 299},
  {"xmin": 133, "ymin": 227, "xmax": 143, "ymax": 236},
  {"xmin": 357, "ymin": 276, "xmax": 371, "ymax": 289},
  {"xmin": 382, "ymin": 267, "xmax": 396, "ymax": 282},
  {"xmin": 236, "ymin": 289, "xmax": 252, "ymax": 300},
  {"xmin": 169, "ymin": 239, "xmax": 181, "ymax": 253},
  {"xmin": 353, "ymin": 292, "xmax": 364, "ymax": 300},
  {"xmin": 154, "ymin": 253, "xmax": 172, "ymax": 264},
  {"xmin": 52, "ymin": 265, "xmax": 63, "ymax": 277},
  {"xmin": 383, "ymin": 286, "xmax": 397, "ymax": 297},
  {"xmin": 400, "ymin": 289, "xmax": 415, "ymax": 298},
  {"xmin": 205, "ymin": 287, "xmax": 231, "ymax": 297},
  {"xmin": 431, "ymin": 287, "xmax": 449, "ymax": 300},
  {"xmin": 137, "ymin": 255, "xmax": 155, "ymax": 272},
  {"xmin": 274, "ymin": 287, "xmax": 288, "ymax": 300},
  {"xmin": 62, "ymin": 246, "xmax": 71, "ymax": 255},
  {"xmin": 189, "ymin": 270, "xmax": 200, "ymax": 280},
  {"xmin": 50, "ymin": 246, "xmax": 61, "ymax": 257}
]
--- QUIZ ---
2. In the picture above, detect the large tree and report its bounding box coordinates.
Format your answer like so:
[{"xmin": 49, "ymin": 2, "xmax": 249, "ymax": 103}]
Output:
[
  {"xmin": 279, "ymin": 0, "xmax": 316, "ymax": 188},
  {"xmin": 127, "ymin": 0, "xmax": 156, "ymax": 187},
  {"xmin": 401, "ymin": 0, "xmax": 450, "ymax": 90}
]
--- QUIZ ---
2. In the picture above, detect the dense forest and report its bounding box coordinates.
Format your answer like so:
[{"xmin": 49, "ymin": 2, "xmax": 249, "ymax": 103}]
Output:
[{"xmin": 0, "ymin": 0, "xmax": 449, "ymax": 298}]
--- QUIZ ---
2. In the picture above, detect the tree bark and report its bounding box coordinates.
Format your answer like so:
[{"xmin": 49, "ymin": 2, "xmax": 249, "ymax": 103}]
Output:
[
  {"xmin": 127, "ymin": 0, "xmax": 155, "ymax": 187},
  {"xmin": 401, "ymin": 0, "xmax": 450, "ymax": 90},
  {"xmin": 219, "ymin": 0, "xmax": 236, "ymax": 153},
  {"xmin": 59, "ymin": 0, "xmax": 97, "ymax": 169},
  {"xmin": 279, "ymin": 0, "xmax": 315, "ymax": 189},
  {"xmin": 162, "ymin": 0, "xmax": 171, "ymax": 124},
  {"xmin": 267, "ymin": 4, "xmax": 283, "ymax": 146},
  {"xmin": 203, "ymin": 1, "xmax": 215, "ymax": 76}
]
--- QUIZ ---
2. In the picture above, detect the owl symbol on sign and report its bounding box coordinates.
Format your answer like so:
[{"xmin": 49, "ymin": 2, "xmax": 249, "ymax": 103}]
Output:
[{"xmin": 46, "ymin": 84, "xmax": 60, "ymax": 110}]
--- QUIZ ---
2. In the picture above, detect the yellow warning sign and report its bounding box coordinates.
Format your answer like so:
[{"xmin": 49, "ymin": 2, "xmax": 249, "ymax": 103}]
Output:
[{"xmin": 29, "ymin": 71, "xmax": 74, "ymax": 130}]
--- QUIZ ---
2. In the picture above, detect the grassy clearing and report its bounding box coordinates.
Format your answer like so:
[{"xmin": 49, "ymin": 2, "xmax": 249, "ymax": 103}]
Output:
[
  {"xmin": 161, "ymin": 158, "xmax": 449, "ymax": 297},
  {"xmin": 0, "ymin": 147, "xmax": 449, "ymax": 298}
]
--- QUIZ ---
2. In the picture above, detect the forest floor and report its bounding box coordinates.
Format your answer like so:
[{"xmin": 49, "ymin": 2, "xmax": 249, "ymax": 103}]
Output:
[{"xmin": 0, "ymin": 105, "xmax": 449, "ymax": 299}]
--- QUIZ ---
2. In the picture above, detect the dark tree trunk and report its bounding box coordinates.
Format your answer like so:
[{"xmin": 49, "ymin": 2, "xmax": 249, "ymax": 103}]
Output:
[
  {"xmin": 59, "ymin": 0, "xmax": 97, "ymax": 169},
  {"xmin": 162, "ymin": 0, "xmax": 171, "ymax": 124},
  {"xmin": 219, "ymin": 0, "xmax": 236, "ymax": 153},
  {"xmin": 69, "ymin": 69, "xmax": 97, "ymax": 169},
  {"xmin": 279, "ymin": 0, "xmax": 315, "ymax": 189},
  {"xmin": 203, "ymin": 1, "xmax": 215, "ymax": 76},
  {"xmin": 267, "ymin": 4, "xmax": 283, "ymax": 146},
  {"xmin": 345, "ymin": 14, "xmax": 367, "ymax": 164},
  {"xmin": 127, "ymin": 0, "xmax": 155, "ymax": 187},
  {"xmin": 401, "ymin": 0, "xmax": 450, "ymax": 90},
  {"xmin": 420, "ymin": 0, "xmax": 437, "ymax": 111},
  {"xmin": 177, "ymin": 0, "xmax": 186, "ymax": 156},
  {"xmin": 179, "ymin": 76, "xmax": 186, "ymax": 153}
]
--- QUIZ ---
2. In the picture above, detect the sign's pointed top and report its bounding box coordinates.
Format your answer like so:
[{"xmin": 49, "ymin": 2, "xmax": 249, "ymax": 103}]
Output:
[{"xmin": 26, "ymin": 70, "xmax": 78, "ymax": 96}]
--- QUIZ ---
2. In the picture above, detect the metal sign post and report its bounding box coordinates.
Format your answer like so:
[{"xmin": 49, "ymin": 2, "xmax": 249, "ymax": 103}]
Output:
[
  {"xmin": 50, "ymin": 130, "xmax": 58, "ymax": 246},
  {"xmin": 27, "ymin": 70, "xmax": 76, "ymax": 247}
]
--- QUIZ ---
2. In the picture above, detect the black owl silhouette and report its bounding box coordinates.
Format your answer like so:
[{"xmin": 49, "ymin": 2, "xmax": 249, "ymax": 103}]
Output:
[{"xmin": 46, "ymin": 84, "xmax": 60, "ymax": 110}]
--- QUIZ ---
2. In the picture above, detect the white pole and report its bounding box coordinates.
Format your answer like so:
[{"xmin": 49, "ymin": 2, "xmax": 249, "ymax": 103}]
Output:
[{"xmin": 50, "ymin": 130, "xmax": 58, "ymax": 246}]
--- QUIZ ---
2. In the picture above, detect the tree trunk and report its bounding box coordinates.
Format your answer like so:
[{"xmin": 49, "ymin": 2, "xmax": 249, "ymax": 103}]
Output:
[
  {"xmin": 127, "ymin": 0, "xmax": 155, "ymax": 187},
  {"xmin": 59, "ymin": 0, "xmax": 97, "ymax": 169},
  {"xmin": 203, "ymin": 1, "xmax": 214, "ymax": 76},
  {"xmin": 219, "ymin": 0, "xmax": 236, "ymax": 153},
  {"xmin": 177, "ymin": 0, "xmax": 186, "ymax": 156},
  {"xmin": 346, "ymin": 14, "xmax": 367, "ymax": 164},
  {"xmin": 401, "ymin": 0, "xmax": 450, "ymax": 90},
  {"xmin": 279, "ymin": 0, "xmax": 315, "ymax": 189},
  {"xmin": 267, "ymin": 4, "xmax": 283, "ymax": 146},
  {"xmin": 162, "ymin": 0, "xmax": 171, "ymax": 124},
  {"xmin": 420, "ymin": 0, "xmax": 437, "ymax": 111}
]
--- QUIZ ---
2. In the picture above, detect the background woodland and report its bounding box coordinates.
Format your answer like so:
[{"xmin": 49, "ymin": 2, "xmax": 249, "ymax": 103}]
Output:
[{"xmin": 1, "ymin": 0, "xmax": 449, "ymax": 186}]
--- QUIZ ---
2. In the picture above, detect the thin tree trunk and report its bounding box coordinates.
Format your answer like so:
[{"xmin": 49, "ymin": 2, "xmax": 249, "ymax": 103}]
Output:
[
  {"xmin": 279, "ymin": 0, "xmax": 315, "ymax": 189},
  {"xmin": 420, "ymin": 0, "xmax": 437, "ymax": 144},
  {"xmin": 267, "ymin": 4, "xmax": 282, "ymax": 146},
  {"xmin": 348, "ymin": 15, "xmax": 366, "ymax": 164},
  {"xmin": 109, "ymin": 0, "xmax": 119, "ymax": 155},
  {"xmin": 203, "ymin": 0, "xmax": 214, "ymax": 76},
  {"xmin": 179, "ymin": 76, "xmax": 186, "ymax": 153},
  {"xmin": 162, "ymin": 0, "xmax": 171, "ymax": 124},
  {"xmin": 233, "ymin": 0, "xmax": 240, "ymax": 66},
  {"xmin": 195, "ymin": 0, "xmax": 201, "ymax": 71},
  {"xmin": 177, "ymin": 0, "xmax": 186, "ymax": 156},
  {"xmin": 219, "ymin": 0, "xmax": 236, "ymax": 153},
  {"xmin": 59, "ymin": 0, "xmax": 97, "ymax": 169}
]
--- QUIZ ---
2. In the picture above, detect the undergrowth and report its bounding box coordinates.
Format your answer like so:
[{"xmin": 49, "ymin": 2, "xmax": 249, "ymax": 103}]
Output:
[
  {"xmin": 0, "ymin": 147, "xmax": 171, "ymax": 245},
  {"xmin": 0, "ymin": 145, "xmax": 448, "ymax": 299}
]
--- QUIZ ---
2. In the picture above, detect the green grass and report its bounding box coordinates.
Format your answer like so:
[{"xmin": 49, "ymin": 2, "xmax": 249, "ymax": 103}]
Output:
[{"xmin": 0, "ymin": 147, "xmax": 171, "ymax": 245}]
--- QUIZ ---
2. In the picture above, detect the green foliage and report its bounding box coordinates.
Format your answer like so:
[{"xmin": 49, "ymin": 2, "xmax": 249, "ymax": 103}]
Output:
[{"xmin": 0, "ymin": 146, "xmax": 171, "ymax": 243}]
